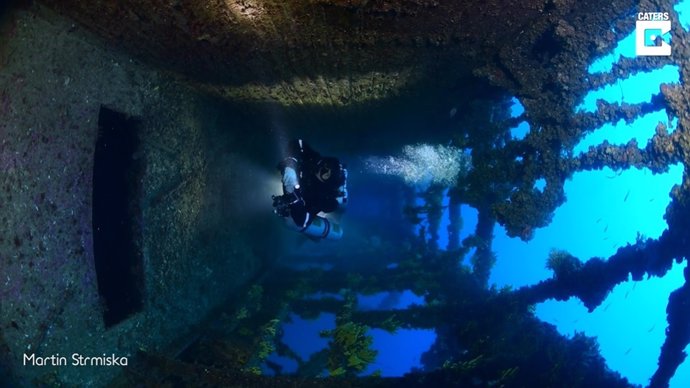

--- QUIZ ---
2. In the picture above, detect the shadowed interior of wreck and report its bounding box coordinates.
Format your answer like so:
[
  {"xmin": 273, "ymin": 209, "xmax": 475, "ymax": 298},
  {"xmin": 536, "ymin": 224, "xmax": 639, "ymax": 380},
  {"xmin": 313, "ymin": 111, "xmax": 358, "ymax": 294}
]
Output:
[
  {"xmin": 92, "ymin": 107, "xmax": 145, "ymax": 328},
  {"xmin": 2, "ymin": 0, "xmax": 690, "ymax": 386}
]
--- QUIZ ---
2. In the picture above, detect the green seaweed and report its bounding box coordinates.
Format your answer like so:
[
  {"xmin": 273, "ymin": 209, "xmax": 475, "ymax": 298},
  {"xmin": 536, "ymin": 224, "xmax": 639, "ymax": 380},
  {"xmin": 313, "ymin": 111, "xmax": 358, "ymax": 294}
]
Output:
[{"xmin": 321, "ymin": 321, "xmax": 378, "ymax": 376}]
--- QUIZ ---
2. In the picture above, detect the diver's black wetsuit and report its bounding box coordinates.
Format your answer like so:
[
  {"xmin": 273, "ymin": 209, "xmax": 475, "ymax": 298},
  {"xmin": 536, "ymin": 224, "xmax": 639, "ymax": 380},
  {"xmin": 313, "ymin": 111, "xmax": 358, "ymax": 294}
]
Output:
[{"xmin": 276, "ymin": 139, "xmax": 347, "ymax": 238}]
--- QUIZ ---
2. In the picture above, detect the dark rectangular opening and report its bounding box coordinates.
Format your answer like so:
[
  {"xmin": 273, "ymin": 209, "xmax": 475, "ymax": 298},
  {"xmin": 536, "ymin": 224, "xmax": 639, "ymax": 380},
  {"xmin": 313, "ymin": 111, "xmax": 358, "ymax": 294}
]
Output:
[{"xmin": 93, "ymin": 106, "xmax": 145, "ymax": 328}]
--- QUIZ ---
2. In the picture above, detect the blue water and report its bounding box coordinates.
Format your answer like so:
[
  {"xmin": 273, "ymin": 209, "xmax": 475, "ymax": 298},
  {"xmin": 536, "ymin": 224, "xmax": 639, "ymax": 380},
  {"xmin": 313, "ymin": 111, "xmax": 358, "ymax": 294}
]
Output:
[
  {"xmin": 573, "ymin": 109, "xmax": 676, "ymax": 155},
  {"xmin": 265, "ymin": 3, "xmax": 690, "ymax": 385},
  {"xmin": 576, "ymin": 65, "xmax": 679, "ymax": 113},
  {"xmin": 510, "ymin": 96, "xmax": 531, "ymax": 140}
]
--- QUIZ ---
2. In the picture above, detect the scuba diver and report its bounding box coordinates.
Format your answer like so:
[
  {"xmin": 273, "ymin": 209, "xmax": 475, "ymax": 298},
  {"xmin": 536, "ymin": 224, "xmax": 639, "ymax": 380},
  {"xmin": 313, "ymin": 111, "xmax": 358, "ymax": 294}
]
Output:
[{"xmin": 272, "ymin": 139, "xmax": 347, "ymax": 240}]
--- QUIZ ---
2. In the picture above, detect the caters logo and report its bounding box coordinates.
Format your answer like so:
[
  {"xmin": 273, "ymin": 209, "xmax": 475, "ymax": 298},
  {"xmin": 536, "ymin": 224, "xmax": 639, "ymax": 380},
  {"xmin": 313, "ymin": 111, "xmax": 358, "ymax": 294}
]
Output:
[{"xmin": 636, "ymin": 12, "xmax": 672, "ymax": 56}]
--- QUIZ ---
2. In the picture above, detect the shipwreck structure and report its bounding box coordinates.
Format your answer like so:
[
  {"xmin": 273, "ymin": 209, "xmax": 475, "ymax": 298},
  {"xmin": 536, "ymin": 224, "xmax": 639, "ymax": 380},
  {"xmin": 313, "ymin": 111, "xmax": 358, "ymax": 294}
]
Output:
[{"xmin": 1, "ymin": 0, "xmax": 689, "ymax": 386}]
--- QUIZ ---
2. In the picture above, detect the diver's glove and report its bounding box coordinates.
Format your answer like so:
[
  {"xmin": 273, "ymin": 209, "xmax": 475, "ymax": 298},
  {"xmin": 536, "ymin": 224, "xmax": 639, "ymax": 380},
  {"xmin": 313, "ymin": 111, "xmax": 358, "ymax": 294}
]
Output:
[{"xmin": 272, "ymin": 189, "xmax": 303, "ymax": 217}]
